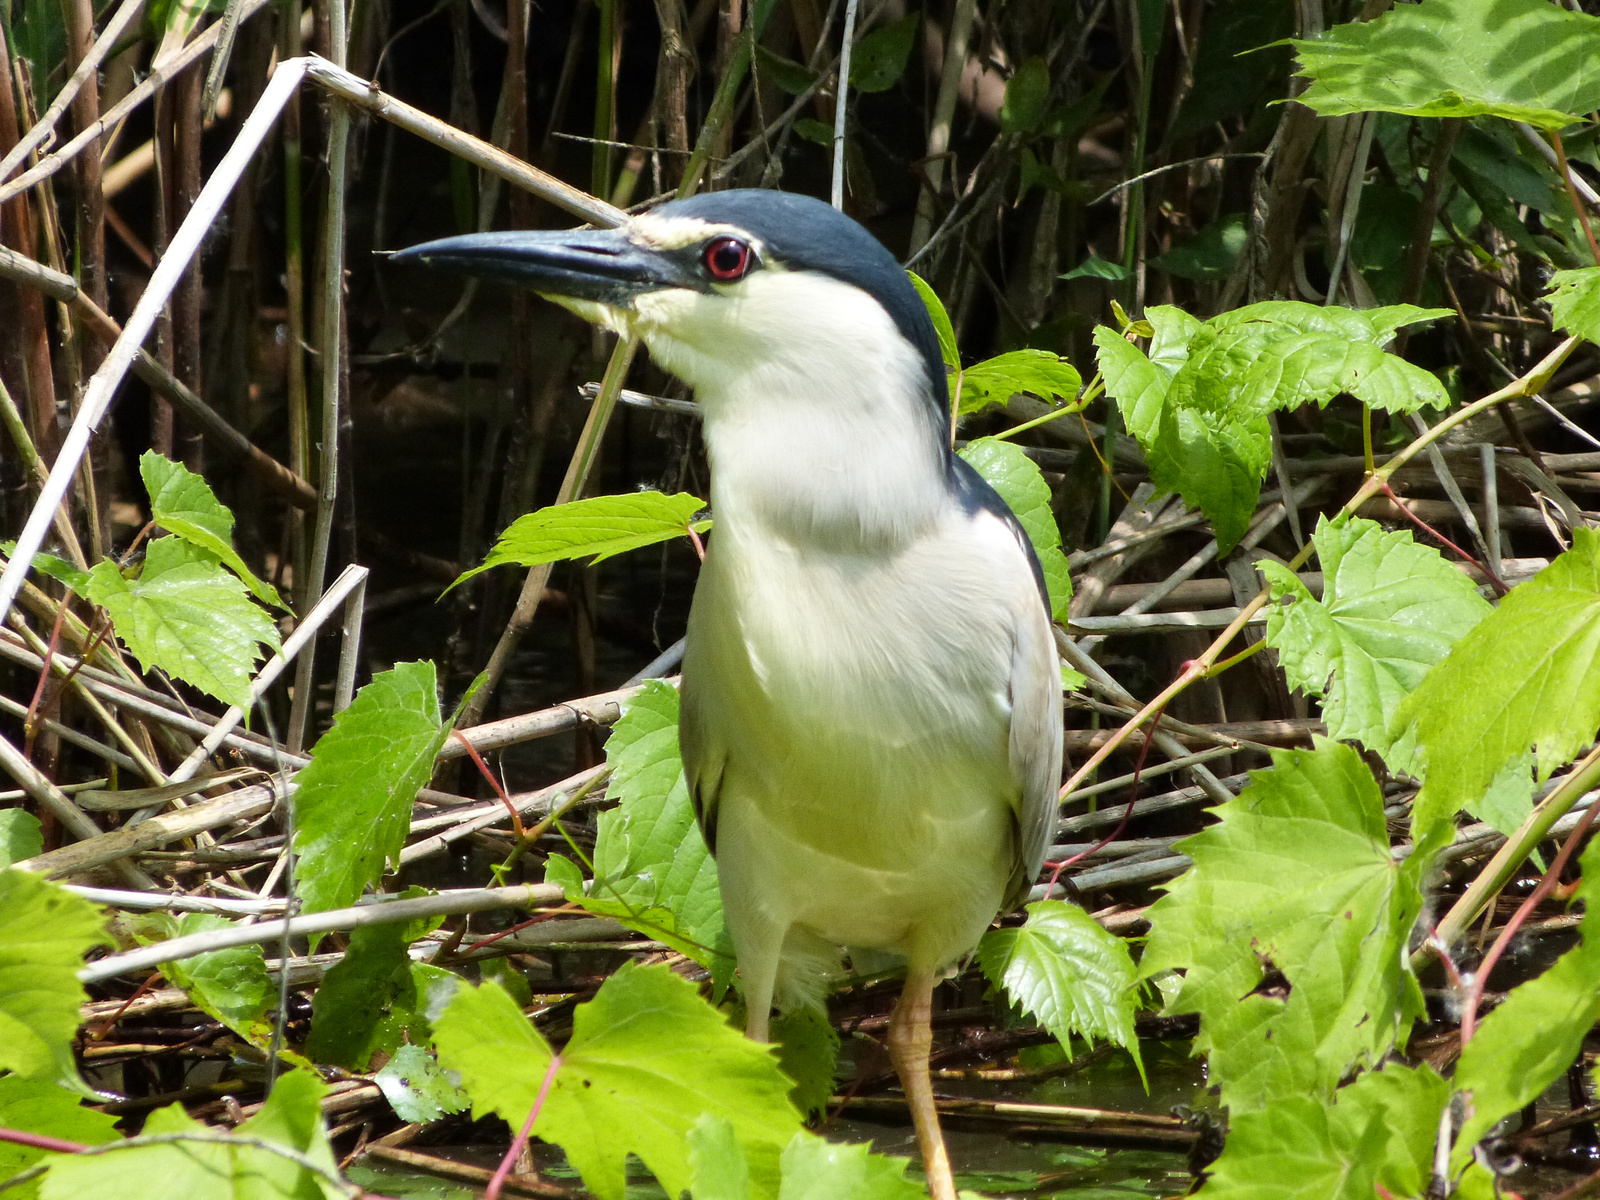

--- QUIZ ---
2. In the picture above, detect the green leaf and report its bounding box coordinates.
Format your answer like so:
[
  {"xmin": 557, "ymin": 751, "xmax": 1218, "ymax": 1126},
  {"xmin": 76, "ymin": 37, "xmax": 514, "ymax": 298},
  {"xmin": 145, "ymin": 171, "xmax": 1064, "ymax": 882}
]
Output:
[
  {"xmin": 0, "ymin": 869, "xmax": 109, "ymax": 1091},
  {"xmin": 957, "ymin": 438, "xmax": 1073, "ymax": 619},
  {"xmin": 375, "ymin": 1043, "xmax": 469, "ymax": 1123},
  {"xmin": 999, "ymin": 56, "xmax": 1050, "ymax": 133},
  {"xmin": 456, "ymin": 491, "xmax": 708, "ymax": 590},
  {"xmin": 307, "ymin": 921, "xmax": 432, "ymax": 1069},
  {"xmin": 83, "ymin": 537, "xmax": 281, "ymax": 709},
  {"xmin": 1, "ymin": 542, "xmax": 89, "ymax": 593},
  {"xmin": 907, "ymin": 272, "xmax": 958, "ymax": 374},
  {"xmin": 1167, "ymin": 0, "xmax": 1292, "ymax": 141},
  {"xmin": 1149, "ymin": 213, "xmax": 1248, "ymax": 281},
  {"xmin": 433, "ymin": 965, "xmax": 802, "ymax": 1200},
  {"xmin": 754, "ymin": 45, "xmax": 816, "ymax": 96},
  {"xmin": 771, "ymin": 1007, "xmax": 840, "ymax": 1120},
  {"xmin": 1140, "ymin": 740, "xmax": 1433, "ymax": 1113},
  {"xmin": 1197, "ymin": 1094, "xmax": 1386, "ymax": 1200},
  {"xmin": 1452, "ymin": 837, "xmax": 1600, "ymax": 1168},
  {"xmin": 1095, "ymin": 302, "xmax": 1449, "ymax": 553},
  {"xmin": 160, "ymin": 913, "xmax": 276, "ymax": 1049},
  {"xmin": 793, "ymin": 118, "xmax": 833, "ymax": 146},
  {"xmin": 775, "ymin": 1131, "xmax": 925, "ymax": 1200},
  {"xmin": 292, "ymin": 662, "xmax": 449, "ymax": 918},
  {"xmin": 1548, "ymin": 266, "xmax": 1600, "ymax": 345},
  {"xmin": 690, "ymin": 1115, "xmax": 752, "ymax": 1200},
  {"xmin": 591, "ymin": 680, "xmax": 735, "ymax": 992},
  {"xmin": 39, "ymin": 1069, "xmax": 339, "ymax": 1200},
  {"xmin": 1060, "ymin": 254, "xmax": 1131, "ymax": 282},
  {"xmin": 1333, "ymin": 1064, "xmax": 1451, "ymax": 1197},
  {"xmin": 0, "ymin": 808, "xmax": 43, "ymax": 867},
  {"xmin": 977, "ymin": 900, "xmax": 1142, "ymax": 1074},
  {"xmin": 0, "ymin": 1076, "xmax": 119, "ymax": 1200},
  {"xmin": 958, "ymin": 349, "xmax": 1081, "ymax": 417},
  {"xmin": 848, "ymin": 15, "xmax": 918, "ymax": 93},
  {"xmin": 1261, "ymin": 515, "xmax": 1491, "ymax": 770},
  {"xmin": 1395, "ymin": 530, "xmax": 1600, "ymax": 835},
  {"xmin": 1292, "ymin": 0, "xmax": 1600, "ymax": 129},
  {"xmin": 140, "ymin": 450, "xmax": 284, "ymax": 608}
]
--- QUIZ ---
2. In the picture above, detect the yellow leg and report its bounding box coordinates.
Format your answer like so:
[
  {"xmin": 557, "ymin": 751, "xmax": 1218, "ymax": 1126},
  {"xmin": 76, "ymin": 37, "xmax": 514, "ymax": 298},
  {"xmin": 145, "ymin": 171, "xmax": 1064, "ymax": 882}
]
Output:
[{"xmin": 887, "ymin": 968, "xmax": 957, "ymax": 1200}]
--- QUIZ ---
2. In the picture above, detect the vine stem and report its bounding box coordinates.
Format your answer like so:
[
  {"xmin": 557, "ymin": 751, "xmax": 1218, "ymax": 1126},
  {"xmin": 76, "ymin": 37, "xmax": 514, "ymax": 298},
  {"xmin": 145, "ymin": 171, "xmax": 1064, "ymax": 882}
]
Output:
[
  {"xmin": 486, "ymin": 1054, "xmax": 563, "ymax": 1200},
  {"xmin": 1458, "ymin": 791, "xmax": 1600, "ymax": 1043},
  {"xmin": 1058, "ymin": 334, "xmax": 1579, "ymax": 801}
]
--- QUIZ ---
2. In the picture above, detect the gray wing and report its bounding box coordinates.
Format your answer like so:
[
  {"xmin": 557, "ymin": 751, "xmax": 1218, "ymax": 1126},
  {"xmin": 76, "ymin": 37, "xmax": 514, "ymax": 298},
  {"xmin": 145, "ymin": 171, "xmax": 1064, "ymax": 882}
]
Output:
[{"xmin": 1003, "ymin": 566, "xmax": 1065, "ymax": 912}]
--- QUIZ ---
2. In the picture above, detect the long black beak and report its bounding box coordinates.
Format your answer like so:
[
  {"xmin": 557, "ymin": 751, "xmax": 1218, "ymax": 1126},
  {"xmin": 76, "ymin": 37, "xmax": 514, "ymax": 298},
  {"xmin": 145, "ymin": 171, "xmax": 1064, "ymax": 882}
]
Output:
[{"xmin": 388, "ymin": 228, "xmax": 702, "ymax": 307}]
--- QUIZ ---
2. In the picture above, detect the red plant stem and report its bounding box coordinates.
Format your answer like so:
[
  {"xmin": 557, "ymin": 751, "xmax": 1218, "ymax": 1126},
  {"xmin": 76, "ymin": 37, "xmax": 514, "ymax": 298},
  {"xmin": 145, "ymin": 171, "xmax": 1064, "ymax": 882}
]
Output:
[
  {"xmin": 1460, "ymin": 798, "xmax": 1600, "ymax": 1043},
  {"xmin": 451, "ymin": 729, "xmax": 525, "ymax": 839},
  {"xmin": 1041, "ymin": 700, "xmax": 1170, "ymax": 896},
  {"xmin": 0, "ymin": 1127, "xmax": 88, "ymax": 1155},
  {"xmin": 1378, "ymin": 480, "xmax": 1506, "ymax": 596},
  {"xmin": 486, "ymin": 1053, "xmax": 562, "ymax": 1200},
  {"xmin": 89, "ymin": 968, "xmax": 166, "ymax": 1040},
  {"xmin": 686, "ymin": 524, "xmax": 706, "ymax": 562},
  {"xmin": 23, "ymin": 596, "xmax": 69, "ymax": 756},
  {"xmin": 459, "ymin": 904, "xmax": 582, "ymax": 954}
]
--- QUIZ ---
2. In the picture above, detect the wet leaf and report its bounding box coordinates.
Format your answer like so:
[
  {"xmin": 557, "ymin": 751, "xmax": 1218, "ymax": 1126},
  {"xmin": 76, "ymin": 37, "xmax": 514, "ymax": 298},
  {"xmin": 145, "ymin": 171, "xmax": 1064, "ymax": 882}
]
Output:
[{"xmin": 376, "ymin": 1043, "xmax": 469, "ymax": 1124}]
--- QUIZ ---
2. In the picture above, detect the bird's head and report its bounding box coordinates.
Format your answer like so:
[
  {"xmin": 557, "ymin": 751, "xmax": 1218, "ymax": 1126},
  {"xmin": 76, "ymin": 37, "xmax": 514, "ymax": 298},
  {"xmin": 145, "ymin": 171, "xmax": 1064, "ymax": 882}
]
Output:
[{"xmin": 392, "ymin": 190, "xmax": 949, "ymax": 427}]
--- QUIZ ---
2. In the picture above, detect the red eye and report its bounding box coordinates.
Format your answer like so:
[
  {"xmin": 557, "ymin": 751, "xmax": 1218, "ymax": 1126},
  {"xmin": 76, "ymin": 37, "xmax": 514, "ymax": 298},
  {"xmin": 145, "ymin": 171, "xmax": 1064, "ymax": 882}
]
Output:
[{"xmin": 703, "ymin": 236, "xmax": 751, "ymax": 282}]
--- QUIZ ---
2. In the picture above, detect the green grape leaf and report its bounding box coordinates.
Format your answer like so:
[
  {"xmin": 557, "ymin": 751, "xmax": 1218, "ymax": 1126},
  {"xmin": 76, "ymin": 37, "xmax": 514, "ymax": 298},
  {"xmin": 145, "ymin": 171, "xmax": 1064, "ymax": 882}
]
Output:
[
  {"xmin": 0, "ymin": 869, "xmax": 109, "ymax": 1091},
  {"xmin": 1198, "ymin": 1094, "xmax": 1387, "ymax": 1200},
  {"xmin": 1095, "ymin": 302, "xmax": 1448, "ymax": 553},
  {"xmin": 957, "ymin": 349, "xmax": 1081, "ymax": 417},
  {"xmin": 688, "ymin": 1123, "xmax": 924, "ymax": 1200},
  {"xmin": 907, "ymin": 272, "xmax": 958, "ymax": 374},
  {"xmin": 771, "ymin": 1007, "xmax": 840, "ymax": 1120},
  {"xmin": 1395, "ymin": 530, "xmax": 1600, "ymax": 836},
  {"xmin": 39, "ymin": 1069, "xmax": 339, "ymax": 1200},
  {"xmin": 1333, "ymin": 1064, "xmax": 1451, "ymax": 1197},
  {"xmin": 455, "ymin": 491, "xmax": 708, "ymax": 590},
  {"xmin": 1548, "ymin": 267, "xmax": 1600, "ymax": 346},
  {"xmin": 83, "ymin": 537, "xmax": 280, "ymax": 710},
  {"xmin": 0, "ymin": 808, "xmax": 43, "ymax": 867},
  {"xmin": 1140, "ymin": 740, "xmax": 1435, "ymax": 1113},
  {"xmin": 159, "ymin": 913, "xmax": 275, "ymax": 1049},
  {"xmin": 848, "ymin": 14, "xmax": 918, "ymax": 93},
  {"xmin": 591, "ymin": 680, "xmax": 735, "ymax": 993},
  {"xmin": 999, "ymin": 56, "xmax": 1050, "ymax": 133},
  {"xmin": 140, "ymin": 450, "xmax": 284, "ymax": 608},
  {"xmin": 1149, "ymin": 213, "xmax": 1248, "ymax": 281},
  {"xmin": 1, "ymin": 542, "xmax": 89, "ymax": 593},
  {"xmin": 1452, "ymin": 838, "xmax": 1600, "ymax": 1168},
  {"xmin": 958, "ymin": 437, "xmax": 1073, "ymax": 619},
  {"xmin": 775, "ymin": 1131, "xmax": 926, "ymax": 1200},
  {"xmin": 375, "ymin": 1043, "xmax": 469, "ymax": 1123},
  {"xmin": 433, "ymin": 965, "xmax": 801, "ymax": 1200},
  {"xmin": 307, "ymin": 920, "xmax": 433, "ymax": 1069},
  {"xmin": 292, "ymin": 662, "xmax": 450, "ymax": 919},
  {"xmin": 1261, "ymin": 515, "xmax": 1491, "ymax": 770},
  {"xmin": 978, "ymin": 900, "xmax": 1142, "ymax": 1074},
  {"xmin": 0, "ymin": 1076, "xmax": 119, "ymax": 1200},
  {"xmin": 1292, "ymin": 0, "xmax": 1600, "ymax": 129}
]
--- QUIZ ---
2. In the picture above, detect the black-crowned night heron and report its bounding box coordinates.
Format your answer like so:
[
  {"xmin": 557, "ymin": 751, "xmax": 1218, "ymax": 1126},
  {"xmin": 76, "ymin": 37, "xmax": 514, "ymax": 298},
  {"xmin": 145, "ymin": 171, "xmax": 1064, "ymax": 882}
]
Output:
[{"xmin": 397, "ymin": 189, "xmax": 1062, "ymax": 1200}]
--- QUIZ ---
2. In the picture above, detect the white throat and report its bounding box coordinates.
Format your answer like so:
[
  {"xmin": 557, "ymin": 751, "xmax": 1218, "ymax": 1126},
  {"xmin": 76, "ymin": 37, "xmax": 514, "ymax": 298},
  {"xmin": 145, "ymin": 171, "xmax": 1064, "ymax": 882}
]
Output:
[{"xmin": 631, "ymin": 270, "xmax": 951, "ymax": 553}]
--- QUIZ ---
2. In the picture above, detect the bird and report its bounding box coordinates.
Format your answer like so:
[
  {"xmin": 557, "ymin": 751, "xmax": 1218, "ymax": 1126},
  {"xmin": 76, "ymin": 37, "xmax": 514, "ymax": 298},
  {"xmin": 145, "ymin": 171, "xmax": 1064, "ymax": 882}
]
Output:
[{"xmin": 396, "ymin": 189, "xmax": 1063, "ymax": 1200}]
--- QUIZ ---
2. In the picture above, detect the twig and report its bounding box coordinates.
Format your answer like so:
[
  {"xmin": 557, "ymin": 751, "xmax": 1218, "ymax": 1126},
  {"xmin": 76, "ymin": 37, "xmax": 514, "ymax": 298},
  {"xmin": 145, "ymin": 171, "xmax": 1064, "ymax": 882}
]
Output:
[{"xmin": 829, "ymin": 0, "xmax": 861, "ymax": 209}]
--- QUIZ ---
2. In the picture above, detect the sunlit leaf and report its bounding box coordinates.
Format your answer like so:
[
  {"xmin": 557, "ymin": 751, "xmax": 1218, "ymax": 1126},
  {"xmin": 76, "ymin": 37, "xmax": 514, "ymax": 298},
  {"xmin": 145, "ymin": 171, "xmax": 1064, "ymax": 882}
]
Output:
[
  {"xmin": 0, "ymin": 1076, "xmax": 119, "ymax": 1200},
  {"xmin": 958, "ymin": 437, "xmax": 1073, "ymax": 619},
  {"xmin": 772, "ymin": 1007, "xmax": 840, "ymax": 1120},
  {"xmin": 1141, "ymin": 740, "xmax": 1436, "ymax": 1113},
  {"xmin": 1395, "ymin": 530, "xmax": 1600, "ymax": 836},
  {"xmin": 39, "ymin": 1069, "xmax": 340, "ymax": 1200},
  {"xmin": 455, "ymin": 492, "xmax": 708, "ymax": 590},
  {"xmin": 977, "ymin": 900, "xmax": 1142, "ymax": 1074},
  {"xmin": 159, "ymin": 913, "xmax": 276, "ymax": 1049},
  {"xmin": 433, "ymin": 965, "xmax": 801, "ymax": 1200},
  {"xmin": 775, "ymin": 1131, "xmax": 925, "ymax": 1200},
  {"xmin": 959, "ymin": 349, "xmax": 1081, "ymax": 417},
  {"xmin": 1548, "ymin": 267, "xmax": 1600, "ymax": 346},
  {"xmin": 1061, "ymin": 253, "xmax": 1131, "ymax": 282},
  {"xmin": 1261, "ymin": 515, "xmax": 1490, "ymax": 770},
  {"xmin": 375, "ymin": 1043, "xmax": 469, "ymax": 1124},
  {"xmin": 292, "ymin": 662, "xmax": 451, "ymax": 919},
  {"xmin": 907, "ymin": 272, "xmax": 958, "ymax": 374},
  {"xmin": 0, "ymin": 869, "xmax": 109, "ymax": 1091},
  {"xmin": 1, "ymin": 542, "xmax": 89, "ymax": 593},
  {"xmin": 1293, "ymin": 0, "xmax": 1600, "ymax": 129},
  {"xmin": 83, "ymin": 537, "xmax": 281, "ymax": 709},
  {"xmin": 140, "ymin": 450, "xmax": 284, "ymax": 608},
  {"xmin": 307, "ymin": 919, "xmax": 434, "ymax": 1069},
  {"xmin": 1150, "ymin": 213, "xmax": 1248, "ymax": 281}
]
